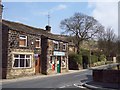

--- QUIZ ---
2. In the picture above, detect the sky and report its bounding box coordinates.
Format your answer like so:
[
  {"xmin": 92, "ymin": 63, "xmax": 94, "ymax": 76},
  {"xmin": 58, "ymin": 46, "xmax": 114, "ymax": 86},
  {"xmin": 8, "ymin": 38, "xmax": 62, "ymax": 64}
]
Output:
[{"xmin": 2, "ymin": 0, "xmax": 119, "ymax": 36}]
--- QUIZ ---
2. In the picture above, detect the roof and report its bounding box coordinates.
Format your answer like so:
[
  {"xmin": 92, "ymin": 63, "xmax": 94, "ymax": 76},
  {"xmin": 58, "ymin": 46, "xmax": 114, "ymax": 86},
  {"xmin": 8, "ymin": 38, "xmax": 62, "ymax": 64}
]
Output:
[{"xmin": 2, "ymin": 19, "xmax": 68, "ymax": 42}]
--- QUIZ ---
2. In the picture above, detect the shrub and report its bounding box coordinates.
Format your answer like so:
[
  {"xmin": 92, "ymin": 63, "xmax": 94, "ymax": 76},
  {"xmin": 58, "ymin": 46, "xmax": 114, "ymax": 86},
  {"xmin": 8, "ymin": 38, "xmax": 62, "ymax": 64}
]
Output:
[
  {"xmin": 117, "ymin": 56, "xmax": 120, "ymax": 63},
  {"xmin": 91, "ymin": 55, "xmax": 98, "ymax": 64},
  {"xmin": 99, "ymin": 54, "xmax": 106, "ymax": 62},
  {"xmin": 68, "ymin": 53, "xmax": 82, "ymax": 65}
]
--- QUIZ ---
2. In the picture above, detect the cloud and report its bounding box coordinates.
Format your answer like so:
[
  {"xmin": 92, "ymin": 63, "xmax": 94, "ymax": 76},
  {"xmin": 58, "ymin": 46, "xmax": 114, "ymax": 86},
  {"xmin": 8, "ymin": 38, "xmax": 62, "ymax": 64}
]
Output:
[
  {"xmin": 37, "ymin": 4, "xmax": 67, "ymax": 16},
  {"xmin": 88, "ymin": 1, "xmax": 118, "ymax": 35}
]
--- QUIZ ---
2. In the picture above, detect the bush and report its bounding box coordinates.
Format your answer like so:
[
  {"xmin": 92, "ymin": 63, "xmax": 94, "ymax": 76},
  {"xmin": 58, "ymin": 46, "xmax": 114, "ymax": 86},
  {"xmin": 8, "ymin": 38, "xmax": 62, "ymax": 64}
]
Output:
[
  {"xmin": 99, "ymin": 54, "xmax": 106, "ymax": 62},
  {"xmin": 91, "ymin": 55, "xmax": 98, "ymax": 64},
  {"xmin": 117, "ymin": 56, "xmax": 120, "ymax": 63},
  {"xmin": 68, "ymin": 53, "xmax": 82, "ymax": 65}
]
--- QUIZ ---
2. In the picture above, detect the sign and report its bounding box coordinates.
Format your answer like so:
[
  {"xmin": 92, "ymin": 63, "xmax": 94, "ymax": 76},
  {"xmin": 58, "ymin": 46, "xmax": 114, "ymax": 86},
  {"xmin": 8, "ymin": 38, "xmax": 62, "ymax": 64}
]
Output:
[
  {"xmin": 34, "ymin": 54, "xmax": 39, "ymax": 58},
  {"xmin": 53, "ymin": 51, "xmax": 65, "ymax": 56}
]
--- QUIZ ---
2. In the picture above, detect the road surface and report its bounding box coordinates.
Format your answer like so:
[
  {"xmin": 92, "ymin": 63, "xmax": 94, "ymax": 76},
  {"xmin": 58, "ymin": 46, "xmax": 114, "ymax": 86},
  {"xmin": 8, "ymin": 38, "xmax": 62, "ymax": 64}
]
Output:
[
  {"xmin": 2, "ymin": 70, "xmax": 92, "ymax": 88},
  {"xmin": 2, "ymin": 64, "xmax": 113, "ymax": 88}
]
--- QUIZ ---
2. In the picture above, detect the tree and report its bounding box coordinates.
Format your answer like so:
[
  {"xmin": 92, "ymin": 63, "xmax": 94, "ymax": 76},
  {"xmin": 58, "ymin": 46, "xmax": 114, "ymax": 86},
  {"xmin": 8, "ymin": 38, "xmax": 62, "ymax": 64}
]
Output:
[
  {"xmin": 97, "ymin": 27, "xmax": 117, "ymax": 59},
  {"xmin": 60, "ymin": 12, "xmax": 103, "ymax": 54}
]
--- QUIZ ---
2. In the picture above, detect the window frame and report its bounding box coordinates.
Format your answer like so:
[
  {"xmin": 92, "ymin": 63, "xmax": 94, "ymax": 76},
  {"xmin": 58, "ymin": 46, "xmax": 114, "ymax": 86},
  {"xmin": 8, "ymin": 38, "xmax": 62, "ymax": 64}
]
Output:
[
  {"xmin": 35, "ymin": 38, "xmax": 41, "ymax": 48},
  {"xmin": 12, "ymin": 53, "xmax": 32, "ymax": 69},
  {"xmin": 53, "ymin": 41, "xmax": 59, "ymax": 50},
  {"xmin": 63, "ymin": 43, "xmax": 66, "ymax": 51},
  {"xmin": 19, "ymin": 35, "xmax": 27, "ymax": 47}
]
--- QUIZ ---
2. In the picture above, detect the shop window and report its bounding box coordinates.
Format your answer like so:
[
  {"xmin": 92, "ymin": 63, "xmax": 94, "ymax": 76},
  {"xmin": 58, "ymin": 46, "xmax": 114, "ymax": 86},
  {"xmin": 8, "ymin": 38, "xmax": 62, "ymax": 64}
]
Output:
[
  {"xmin": 63, "ymin": 43, "xmax": 66, "ymax": 51},
  {"xmin": 19, "ymin": 35, "xmax": 27, "ymax": 47},
  {"xmin": 35, "ymin": 38, "xmax": 40, "ymax": 48},
  {"xmin": 61, "ymin": 56, "xmax": 66, "ymax": 68},
  {"xmin": 53, "ymin": 41, "xmax": 59, "ymax": 50},
  {"xmin": 13, "ymin": 54, "xmax": 31, "ymax": 68},
  {"xmin": 49, "ymin": 56, "xmax": 55, "ymax": 70}
]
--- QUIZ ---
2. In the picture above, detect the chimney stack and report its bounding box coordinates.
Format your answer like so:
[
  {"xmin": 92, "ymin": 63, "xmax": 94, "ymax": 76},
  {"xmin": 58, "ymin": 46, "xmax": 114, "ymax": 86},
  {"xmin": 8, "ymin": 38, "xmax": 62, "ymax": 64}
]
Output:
[
  {"xmin": 0, "ymin": 4, "xmax": 3, "ymax": 22},
  {"xmin": 45, "ymin": 25, "xmax": 51, "ymax": 33}
]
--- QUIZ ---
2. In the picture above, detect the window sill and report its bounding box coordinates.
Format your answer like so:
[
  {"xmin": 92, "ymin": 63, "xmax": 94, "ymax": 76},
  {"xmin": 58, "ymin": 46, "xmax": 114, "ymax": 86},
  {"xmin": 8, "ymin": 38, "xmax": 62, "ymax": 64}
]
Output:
[
  {"xmin": 19, "ymin": 46, "xmax": 27, "ymax": 47},
  {"xmin": 12, "ymin": 67, "xmax": 32, "ymax": 69},
  {"xmin": 35, "ymin": 47, "xmax": 41, "ymax": 49}
]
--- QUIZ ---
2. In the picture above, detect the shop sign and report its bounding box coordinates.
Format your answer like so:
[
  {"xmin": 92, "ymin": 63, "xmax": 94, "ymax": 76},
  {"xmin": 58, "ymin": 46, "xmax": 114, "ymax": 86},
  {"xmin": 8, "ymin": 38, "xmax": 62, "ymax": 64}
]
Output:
[{"xmin": 53, "ymin": 51, "xmax": 65, "ymax": 56}]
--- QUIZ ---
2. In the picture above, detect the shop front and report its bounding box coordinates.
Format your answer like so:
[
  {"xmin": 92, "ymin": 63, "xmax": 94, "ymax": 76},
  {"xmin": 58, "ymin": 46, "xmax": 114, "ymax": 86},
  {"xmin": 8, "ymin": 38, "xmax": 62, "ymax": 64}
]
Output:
[{"xmin": 49, "ymin": 51, "xmax": 67, "ymax": 73}]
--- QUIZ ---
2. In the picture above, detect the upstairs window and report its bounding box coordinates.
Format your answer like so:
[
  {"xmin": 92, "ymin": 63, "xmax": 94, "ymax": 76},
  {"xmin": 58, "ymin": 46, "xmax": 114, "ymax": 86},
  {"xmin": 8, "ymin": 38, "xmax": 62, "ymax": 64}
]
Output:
[
  {"xmin": 19, "ymin": 35, "xmax": 27, "ymax": 47},
  {"xmin": 63, "ymin": 43, "xmax": 66, "ymax": 51},
  {"xmin": 35, "ymin": 38, "xmax": 40, "ymax": 48},
  {"xmin": 53, "ymin": 41, "xmax": 59, "ymax": 50}
]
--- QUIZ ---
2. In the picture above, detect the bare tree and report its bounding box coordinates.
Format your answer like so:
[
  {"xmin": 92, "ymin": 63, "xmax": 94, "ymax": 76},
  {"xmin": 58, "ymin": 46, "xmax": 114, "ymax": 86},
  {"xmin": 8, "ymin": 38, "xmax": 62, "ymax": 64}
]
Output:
[
  {"xmin": 60, "ymin": 12, "xmax": 103, "ymax": 54},
  {"xmin": 98, "ymin": 27, "xmax": 117, "ymax": 59}
]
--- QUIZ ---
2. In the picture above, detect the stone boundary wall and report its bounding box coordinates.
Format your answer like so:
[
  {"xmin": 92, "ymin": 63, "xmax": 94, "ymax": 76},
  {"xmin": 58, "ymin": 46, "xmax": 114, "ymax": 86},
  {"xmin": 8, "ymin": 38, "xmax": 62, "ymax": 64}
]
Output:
[{"xmin": 93, "ymin": 69, "xmax": 120, "ymax": 83}]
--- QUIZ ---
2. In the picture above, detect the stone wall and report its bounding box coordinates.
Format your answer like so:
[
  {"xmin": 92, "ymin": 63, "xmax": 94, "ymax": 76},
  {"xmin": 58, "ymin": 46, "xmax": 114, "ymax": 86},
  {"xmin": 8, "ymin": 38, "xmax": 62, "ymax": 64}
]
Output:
[
  {"xmin": 4, "ymin": 29, "xmax": 41, "ymax": 79},
  {"xmin": 46, "ymin": 39, "xmax": 69, "ymax": 74},
  {"xmin": 41, "ymin": 35, "xmax": 48, "ymax": 75},
  {"xmin": 2, "ymin": 24, "xmax": 9, "ymax": 79},
  {"xmin": 93, "ymin": 69, "xmax": 120, "ymax": 83}
]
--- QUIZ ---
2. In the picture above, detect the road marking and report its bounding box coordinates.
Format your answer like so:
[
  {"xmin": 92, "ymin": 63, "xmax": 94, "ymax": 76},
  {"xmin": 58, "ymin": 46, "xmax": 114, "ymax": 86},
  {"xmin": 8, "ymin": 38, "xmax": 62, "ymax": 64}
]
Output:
[
  {"xmin": 59, "ymin": 84, "xmax": 72, "ymax": 88},
  {"xmin": 74, "ymin": 83, "xmax": 86, "ymax": 88},
  {"xmin": 59, "ymin": 86, "xmax": 66, "ymax": 88}
]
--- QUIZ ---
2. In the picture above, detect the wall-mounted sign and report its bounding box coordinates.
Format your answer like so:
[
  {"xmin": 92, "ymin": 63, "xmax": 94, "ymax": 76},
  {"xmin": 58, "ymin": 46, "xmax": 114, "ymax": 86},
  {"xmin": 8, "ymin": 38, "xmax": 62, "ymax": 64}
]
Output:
[
  {"xmin": 34, "ymin": 54, "xmax": 39, "ymax": 58},
  {"xmin": 53, "ymin": 51, "xmax": 65, "ymax": 56}
]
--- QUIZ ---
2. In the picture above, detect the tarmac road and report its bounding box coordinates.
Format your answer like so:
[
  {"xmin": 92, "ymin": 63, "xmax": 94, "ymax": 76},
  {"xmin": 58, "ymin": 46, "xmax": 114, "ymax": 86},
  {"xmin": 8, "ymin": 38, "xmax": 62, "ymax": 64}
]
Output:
[{"xmin": 2, "ymin": 69, "xmax": 92, "ymax": 88}]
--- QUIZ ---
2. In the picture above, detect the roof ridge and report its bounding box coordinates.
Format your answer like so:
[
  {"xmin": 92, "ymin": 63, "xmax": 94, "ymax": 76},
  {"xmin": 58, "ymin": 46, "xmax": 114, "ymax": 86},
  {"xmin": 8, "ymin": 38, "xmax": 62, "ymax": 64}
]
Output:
[{"xmin": 2, "ymin": 19, "xmax": 45, "ymax": 31}]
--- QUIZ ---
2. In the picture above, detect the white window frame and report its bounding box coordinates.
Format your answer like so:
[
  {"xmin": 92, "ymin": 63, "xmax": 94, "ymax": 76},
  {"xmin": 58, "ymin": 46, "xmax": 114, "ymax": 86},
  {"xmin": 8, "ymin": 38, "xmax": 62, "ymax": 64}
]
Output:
[
  {"xmin": 35, "ymin": 38, "xmax": 40, "ymax": 48},
  {"xmin": 19, "ymin": 35, "xmax": 27, "ymax": 47},
  {"xmin": 53, "ymin": 41, "xmax": 59, "ymax": 50},
  {"xmin": 63, "ymin": 43, "xmax": 66, "ymax": 51},
  {"xmin": 12, "ymin": 52, "xmax": 33, "ymax": 69}
]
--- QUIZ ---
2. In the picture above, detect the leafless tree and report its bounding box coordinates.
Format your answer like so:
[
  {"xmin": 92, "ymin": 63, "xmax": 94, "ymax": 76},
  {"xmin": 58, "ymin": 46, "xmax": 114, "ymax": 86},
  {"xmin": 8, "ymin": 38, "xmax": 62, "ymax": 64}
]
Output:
[
  {"xmin": 60, "ymin": 12, "xmax": 103, "ymax": 54},
  {"xmin": 97, "ymin": 27, "xmax": 117, "ymax": 59}
]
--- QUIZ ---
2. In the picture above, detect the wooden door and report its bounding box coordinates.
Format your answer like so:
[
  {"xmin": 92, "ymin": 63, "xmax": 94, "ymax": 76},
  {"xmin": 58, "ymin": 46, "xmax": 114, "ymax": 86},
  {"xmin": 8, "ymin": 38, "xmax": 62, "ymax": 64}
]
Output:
[{"xmin": 35, "ymin": 55, "xmax": 40, "ymax": 74}]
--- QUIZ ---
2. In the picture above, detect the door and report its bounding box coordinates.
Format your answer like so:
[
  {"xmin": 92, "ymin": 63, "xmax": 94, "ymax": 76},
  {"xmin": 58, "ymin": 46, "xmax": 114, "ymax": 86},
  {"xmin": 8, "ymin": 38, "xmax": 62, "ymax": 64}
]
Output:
[
  {"xmin": 57, "ymin": 56, "xmax": 61, "ymax": 73},
  {"xmin": 35, "ymin": 55, "xmax": 40, "ymax": 74}
]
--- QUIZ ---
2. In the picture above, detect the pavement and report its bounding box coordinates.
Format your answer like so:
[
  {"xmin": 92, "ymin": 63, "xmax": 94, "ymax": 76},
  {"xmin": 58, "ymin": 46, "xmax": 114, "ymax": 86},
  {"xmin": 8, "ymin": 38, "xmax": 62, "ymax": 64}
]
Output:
[{"xmin": 80, "ymin": 63, "xmax": 120, "ymax": 90}]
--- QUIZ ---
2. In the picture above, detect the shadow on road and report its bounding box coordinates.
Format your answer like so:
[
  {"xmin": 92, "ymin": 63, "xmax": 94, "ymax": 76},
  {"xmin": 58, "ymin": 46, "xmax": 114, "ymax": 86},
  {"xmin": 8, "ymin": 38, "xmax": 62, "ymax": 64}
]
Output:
[{"xmin": 81, "ymin": 75, "xmax": 93, "ymax": 83}]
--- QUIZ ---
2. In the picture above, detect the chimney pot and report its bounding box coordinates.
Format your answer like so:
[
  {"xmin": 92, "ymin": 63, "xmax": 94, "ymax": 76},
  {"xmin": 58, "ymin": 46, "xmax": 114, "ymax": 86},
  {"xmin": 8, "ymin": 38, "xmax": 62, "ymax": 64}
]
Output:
[{"xmin": 45, "ymin": 25, "xmax": 51, "ymax": 33}]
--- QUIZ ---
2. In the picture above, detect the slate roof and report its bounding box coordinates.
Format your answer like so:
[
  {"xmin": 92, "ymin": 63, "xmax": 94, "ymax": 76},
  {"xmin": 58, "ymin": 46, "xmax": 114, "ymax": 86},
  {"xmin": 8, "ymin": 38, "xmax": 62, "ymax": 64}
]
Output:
[{"xmin": 2, "ymin": 19, "xmax": 69, "ymax": 42}]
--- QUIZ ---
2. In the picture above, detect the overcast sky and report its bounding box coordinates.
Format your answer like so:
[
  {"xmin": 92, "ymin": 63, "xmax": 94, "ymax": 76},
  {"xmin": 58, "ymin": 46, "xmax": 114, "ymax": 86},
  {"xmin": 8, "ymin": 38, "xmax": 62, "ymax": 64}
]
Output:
[{"xmin": 2, "ymin": 0, "xmax": 118, "ymax": 36}]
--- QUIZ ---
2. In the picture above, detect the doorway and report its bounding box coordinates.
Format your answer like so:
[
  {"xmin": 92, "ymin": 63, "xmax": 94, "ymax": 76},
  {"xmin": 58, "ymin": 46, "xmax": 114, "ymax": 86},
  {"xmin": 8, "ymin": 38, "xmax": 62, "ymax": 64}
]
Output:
[
  {"xmin": 35, "ymin": 55, "xmax": 41, "ymax": 74},
  {"xmin": 57, "ymin": 56, "xmax": 61, "ymax": 73}
]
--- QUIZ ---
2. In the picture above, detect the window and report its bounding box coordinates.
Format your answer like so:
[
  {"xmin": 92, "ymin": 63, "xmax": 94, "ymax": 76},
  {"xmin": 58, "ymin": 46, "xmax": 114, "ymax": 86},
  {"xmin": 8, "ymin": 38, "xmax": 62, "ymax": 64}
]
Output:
[
  {"xmin": 49, "ymin": 56, "xmax": 55, "ymax": 70},
  {"xmin": 53, "ymin": 41, "xmax": 59, "ymax": 50},
  {"xmin": 35, "ymin": 38, "xmax": 40, "ymax": 48},
  {"xmin": 19, "ymin": 35, "xmax": 27, "ymax": 47},
  {"xmin": 61, "ymin": 56, "xmax": 66, "ymax": 68},
  {"xmin": 13, "ymin": 54, "xmax": 31, "ymax": 68},
  {"xmin": 63, "ymin": 43, "xmax": 66, "ymax": 51}
]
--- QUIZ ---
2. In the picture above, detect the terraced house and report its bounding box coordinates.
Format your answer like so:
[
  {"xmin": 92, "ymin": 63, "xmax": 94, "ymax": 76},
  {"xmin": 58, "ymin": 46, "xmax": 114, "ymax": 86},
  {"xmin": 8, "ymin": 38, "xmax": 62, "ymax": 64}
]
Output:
[{"xmin": 2, "ymin": 20, "xmax": 69, "ymax": 79}]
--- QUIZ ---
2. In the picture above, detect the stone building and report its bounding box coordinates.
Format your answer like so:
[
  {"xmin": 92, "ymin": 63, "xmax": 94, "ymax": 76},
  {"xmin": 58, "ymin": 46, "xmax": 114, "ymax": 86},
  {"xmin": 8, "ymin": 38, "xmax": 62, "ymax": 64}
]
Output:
[
  {"xmin": 41, "ymin": 35, "xmax": 68, "ymax": 75},
  {"xmin": 2, "ymin": 19, "xmax": 69, "ymax": 79}
]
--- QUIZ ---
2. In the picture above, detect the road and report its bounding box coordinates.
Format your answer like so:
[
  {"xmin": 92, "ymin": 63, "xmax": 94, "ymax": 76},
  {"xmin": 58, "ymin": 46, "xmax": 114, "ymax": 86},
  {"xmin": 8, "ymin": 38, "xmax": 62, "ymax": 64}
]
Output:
[
  {"xmin": 2, "ymin": 70, "xmax": 92, "ymax": 88},
  {"xmin": 2, "ymin": 64, "xmax": 114, "ymax": 88}
]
